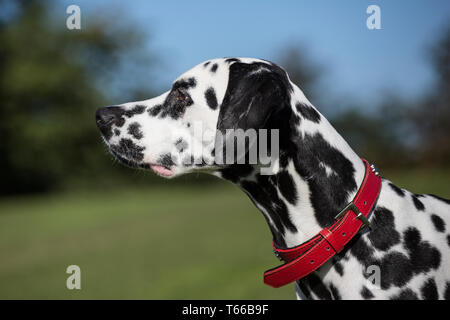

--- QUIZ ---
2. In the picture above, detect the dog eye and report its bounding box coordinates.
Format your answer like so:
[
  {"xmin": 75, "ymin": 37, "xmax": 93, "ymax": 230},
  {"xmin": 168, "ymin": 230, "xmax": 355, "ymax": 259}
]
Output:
[{"xmin": 176, "ymin": 89, "xmax": 186, "ymax": 102}]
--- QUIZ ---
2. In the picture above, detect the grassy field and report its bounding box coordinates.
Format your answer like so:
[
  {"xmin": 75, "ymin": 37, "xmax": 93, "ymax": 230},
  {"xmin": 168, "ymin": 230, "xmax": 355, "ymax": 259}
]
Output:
[{"xmin": 0, "ymin": 168, "xmax": 448, "ymax": 299}]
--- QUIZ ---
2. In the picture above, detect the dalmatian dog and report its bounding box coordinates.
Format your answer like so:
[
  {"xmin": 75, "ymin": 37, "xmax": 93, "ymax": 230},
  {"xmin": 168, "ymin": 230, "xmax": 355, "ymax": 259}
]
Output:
[{"xmin": 95, "ymin": 58, "xmax": 450, "ymax": 300}]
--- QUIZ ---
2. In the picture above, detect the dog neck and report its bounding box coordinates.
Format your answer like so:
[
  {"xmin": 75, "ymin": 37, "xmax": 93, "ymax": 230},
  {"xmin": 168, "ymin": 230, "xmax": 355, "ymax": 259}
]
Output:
[{"xmin": 217, "ymin": 95, "xmax": 365, "ymax": 249}]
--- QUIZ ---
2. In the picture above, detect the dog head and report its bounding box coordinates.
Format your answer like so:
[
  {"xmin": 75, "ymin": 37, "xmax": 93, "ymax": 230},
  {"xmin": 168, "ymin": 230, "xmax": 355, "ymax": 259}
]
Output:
[{"xmin": 95, "ymin": 58, "xmax": 299, "ymax": 178}]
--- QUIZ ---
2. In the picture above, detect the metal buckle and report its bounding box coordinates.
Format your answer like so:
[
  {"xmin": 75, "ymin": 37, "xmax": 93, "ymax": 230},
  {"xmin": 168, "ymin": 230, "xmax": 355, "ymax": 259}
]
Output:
[{"xmin": 334, "ymin": 202, "xmax": 371, "ymax": 232}]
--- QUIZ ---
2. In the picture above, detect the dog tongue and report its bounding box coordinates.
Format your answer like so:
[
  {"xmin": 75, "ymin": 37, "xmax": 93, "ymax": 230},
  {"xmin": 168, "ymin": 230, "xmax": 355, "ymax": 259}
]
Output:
[{"xmin": 150, "ymin": 164, "xmax": 174, "ymax": 177}]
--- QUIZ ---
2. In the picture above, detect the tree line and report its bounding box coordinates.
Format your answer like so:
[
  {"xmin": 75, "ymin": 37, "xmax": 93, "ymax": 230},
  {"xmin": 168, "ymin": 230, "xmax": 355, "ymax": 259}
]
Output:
[{"xmin": 0, "ymin": 1, "xmax": 448, "ymax": 195}]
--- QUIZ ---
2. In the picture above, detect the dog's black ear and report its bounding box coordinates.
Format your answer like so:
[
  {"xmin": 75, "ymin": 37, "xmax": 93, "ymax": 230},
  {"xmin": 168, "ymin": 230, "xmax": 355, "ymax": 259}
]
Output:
[
  {"xmin": 216, "ymin": 62, "xmax": 292, "ymax": 133},
  {"xmin": 215, "ymin": 61, "xmax": 293, "ymax": 165}
]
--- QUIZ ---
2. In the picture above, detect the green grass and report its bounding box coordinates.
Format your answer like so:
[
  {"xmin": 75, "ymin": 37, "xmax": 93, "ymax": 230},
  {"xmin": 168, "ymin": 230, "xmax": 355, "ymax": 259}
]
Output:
[{"xmin": 0, "ymin": 169, "xmax": 448, "ymax": 299}]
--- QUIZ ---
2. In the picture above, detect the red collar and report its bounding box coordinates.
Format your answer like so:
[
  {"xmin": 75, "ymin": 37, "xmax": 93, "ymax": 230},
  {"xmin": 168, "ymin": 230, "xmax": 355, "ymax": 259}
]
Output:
[{"xmin": 263, "ymin": 158, "xmax": 382, "ymax": 288}]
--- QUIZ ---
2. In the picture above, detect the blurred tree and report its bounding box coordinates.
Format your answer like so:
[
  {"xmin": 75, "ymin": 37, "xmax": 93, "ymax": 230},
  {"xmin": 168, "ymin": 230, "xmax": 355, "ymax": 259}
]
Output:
[
  {"xmin": 409, "ymin": 25, "xmax": 450, "ymax": 166},
  {"xmin": 276, "ymin": 45, "xmax": 324, "ymax": 105},
  {"xmin": 332, "ymin": 25, "xmax": 450, "ymax": 169},
  {"xmin": 0, "ymin": 0, "xmax": 159, "ymax": 194},
  {"xmin": 276, "ymin": 45, "xmax": 416, "ymax": 168},
  {"xmin": 332, "ymin": 96, "xmax": 413, "ymax": 168},
  {"xmin": 278, "ymin": 30, "xmax": 450, "ymax": 169}
]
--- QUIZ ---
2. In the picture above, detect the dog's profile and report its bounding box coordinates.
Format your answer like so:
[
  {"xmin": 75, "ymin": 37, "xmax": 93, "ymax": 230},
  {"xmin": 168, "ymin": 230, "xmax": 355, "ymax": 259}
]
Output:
[{"xmin": 96, "ymin": 58, "xmax": 450, "ymax": 300}]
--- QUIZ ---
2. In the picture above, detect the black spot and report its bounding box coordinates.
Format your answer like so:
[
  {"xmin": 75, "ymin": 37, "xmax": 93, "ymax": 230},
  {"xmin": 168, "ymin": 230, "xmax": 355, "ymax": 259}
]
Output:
[
  {"xmin": 361, "ymin": 286, "xmax": 374, "ymax": 299},
  {"xmin": 390, "ymin": 289, "xmax": 418, "ymax": 300},
  {"xmin": 295, "ymin": 102, "xmax": 321, "ymax": 123},
  {"xmin": 291, "ymin": 113, "xmax": 301, "ymax": 126},
  {"xmin": 127, "ymin": 122, "xmax": 143, "ymax": 139},
  {"xmin": 225, "ymin": 58, "xmax": 240, "ymax": 64},
  {"xmin": 427, "ymin": 194, "xmax": 450, "ymax": 205},
  {"xmin": 329, "ymin": 284, "xmax": 341, "ymax": 300},
  {"xmin": 114, "ymin": 129, "xmax": 120, "ymax": 136},
  {"xmin": 412, "ymin": 194, "xmax": 425, "ymax": 211},
  {"xmin": 421, "ymin": 278, "xmax": 439, "ymax": 300},
  {"xmin": 173, "ymin": 77, "xmax": 197, "ymax": 90},
  {"xmin": 174, "ymin": 138, "xmax": 188, "ymax": 153},
  {"xmin": 367, "ymin": 207, "xmax": 400, "ymax": 251},
  {"xmin": 351, "ymin": 227, "xmax": 442, "ymax": 291},
  {"xmin": 276, "ymin": 171, "xmax": 298, "ymax": 205},
  {"xmin": 447, "ymin": 235, "xmax": 450, "ymax": 248},
  {"xmin": 210, "ymin": 63, "xmax": 218, "ymax": 72},
  {"xmin": 278, "ymin": 152, "xmax": 290, "ymax": 169},
  {"xmin": 292, "ymin": 132, "xmax": 358, "ymax": 227},
  {"xmin": 124, "ymin": 105, "xmax": 146, "ymax": 118},
  {"xmin": 203, "ymin": 61, "xmax": 210, "ymax": 67},
  {"xmin": 205, "ymin": 87, "xmax": 218, "ymax": 110},
  {"xmin": 430, "ymin": 214, "xmax": 446, "ymax": 233},
  {"xmin": 158, "ymin": 153, "xmax": 175, "ymax": 168},
  {"xmin": 240, "ymin": 175, "xmax": 297, "ymax": 246},
  {"xmin": 403, "ymin": 227, "xmax": 441, "ymax": 274},
  {"xmin": 110, "ymin": 138, "xmax": 145, "ymax": 162},
  {"xmin": 333, "ymin": 260, "xmax": 344, "ymax": 276},
  {"xmin": 148, "ymin": 104, "xmax": 162, "ymax": 117},
  {"xmin": 389, "ymin": 183, "xmax": 405, "ymax": 197},
  {"xmin": 187, "ymin": 122, "xmax": 191, "ymax": 128},
  {"xmin": 445, "ymin": 282, "xmax": 450, "ymax": 300},
  {"xmin": 379, "ymin": 252, "xmax": 414, "ymax": 290},
  {"xmin": 296, "ymin": 280, "xmax": 311, "ymax": 299},
  {"xmin": 116, "ymin": 117, "xmax": 125, "ymax": 128},
  {"xmin": 346, "ymin": 236, "xmax": 413, "ymax": 290},
  {"xmin": 101, "ymin": 127, "xmax": 114, "ymax": 140},
  {"xmin": 305, "ymin": 273, "xmax": 332, "ymax": 300},
  {"xmin": 348, "ymin": 234, "xmax": 375, "ymax": 266},
  {"xmin": 159, "ymin": 80, "xmax": 195, "ymax": 120}
]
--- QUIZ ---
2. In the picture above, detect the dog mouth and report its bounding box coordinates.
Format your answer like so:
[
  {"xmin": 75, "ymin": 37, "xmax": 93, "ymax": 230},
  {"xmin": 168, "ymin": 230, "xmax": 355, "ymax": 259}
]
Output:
[
  {"xmin": 110, "ymin": 150, "xmax": 174, "ymax": 177},
  {"xmin": 149, "ymin": 164, "xmax": 174, "ymax": 177}
]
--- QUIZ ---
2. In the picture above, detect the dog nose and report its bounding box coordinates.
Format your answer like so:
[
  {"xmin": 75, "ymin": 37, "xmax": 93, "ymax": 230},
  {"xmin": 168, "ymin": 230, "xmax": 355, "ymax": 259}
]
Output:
[{"xmin": 95, "ymin": 106, "xmax": 124, "ymax": 135}]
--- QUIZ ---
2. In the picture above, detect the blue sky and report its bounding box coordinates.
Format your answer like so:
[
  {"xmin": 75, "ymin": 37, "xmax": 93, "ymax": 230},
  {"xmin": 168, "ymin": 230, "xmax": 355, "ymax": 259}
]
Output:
[{"xmin": 59, "ymin": 0, "xmax": 450, "ymax": 108}]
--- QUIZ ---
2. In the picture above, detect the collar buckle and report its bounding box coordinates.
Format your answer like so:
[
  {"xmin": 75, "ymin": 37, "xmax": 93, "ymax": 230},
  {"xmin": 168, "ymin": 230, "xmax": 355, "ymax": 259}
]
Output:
[{"xmin": 334, "ymin": 202, "xmax": 371, "ymax": 232}]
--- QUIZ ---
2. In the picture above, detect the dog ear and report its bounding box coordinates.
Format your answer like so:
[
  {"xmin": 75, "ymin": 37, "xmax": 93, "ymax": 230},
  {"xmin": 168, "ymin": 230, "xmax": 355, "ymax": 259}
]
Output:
[
  {"xmin": 216, "ymin": 62, "xmax": 292, "ymax": 133},
  {"xmin": 215, "ymin": 61, "xmax": 292, "ymax": 165}
]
